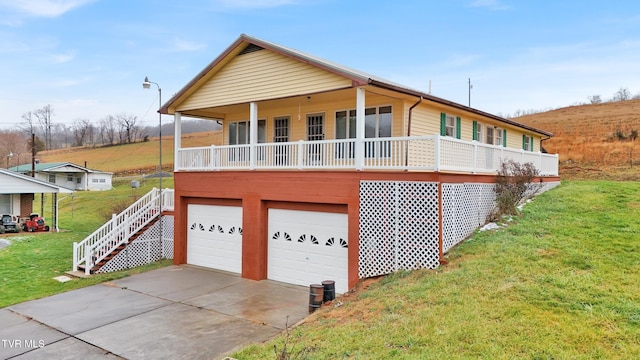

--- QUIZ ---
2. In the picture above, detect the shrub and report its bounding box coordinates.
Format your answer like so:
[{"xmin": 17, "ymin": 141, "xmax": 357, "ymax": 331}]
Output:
[{"xmin": 491, "ymin": 160, "xmax": 541, "ymax": 220}]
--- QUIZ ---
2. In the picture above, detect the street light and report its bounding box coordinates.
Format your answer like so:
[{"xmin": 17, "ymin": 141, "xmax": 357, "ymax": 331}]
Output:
[{"xmin": 143, "ymin": 76, "xmax": 163, "ymax": 248}]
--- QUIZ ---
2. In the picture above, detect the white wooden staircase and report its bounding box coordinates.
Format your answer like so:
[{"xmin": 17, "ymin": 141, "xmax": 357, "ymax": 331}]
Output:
[{"xmin": 72, "ymin": 188, "xmax": 174, "ymax": 275}]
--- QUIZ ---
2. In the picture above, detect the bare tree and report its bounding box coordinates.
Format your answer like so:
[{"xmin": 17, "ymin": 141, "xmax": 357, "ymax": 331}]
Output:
[
  {"xmin": 116, "ymin": 113, "xmax": 140, "ymax": 144},
  {"xmin": 33, "ymin": 104, "xmax": 54, "ymax": 150},
  {"xmin": 612, "ymin": 87, "xmax": 631, "ymax": 102},
  {"xmin": 99, "ymin": 115, "xmax": 117, "ymax": 145},
  {"xmin": 20, "ymin": 111, "xmax": 37, "ymax": 137},
  {"xmin": 587, "ymin": 95, "xmax": 602, "ymax": 104},
  {"xmin": 72, "ymin": 118, "xmax": 93, "ymax": 147}
]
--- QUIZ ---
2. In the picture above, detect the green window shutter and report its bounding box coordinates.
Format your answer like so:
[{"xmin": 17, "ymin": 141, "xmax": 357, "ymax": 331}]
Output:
[
  {"xmin": 522, "ymin": 134, "xmax": 526, "ymax": 150},
  {"xmin": 531, "ymin": 137, "xmax": 534, "ymax": 151},
  {"xmin": 503, "ymin": 129, "xmax": 507, "ymax": 147},
  {"xmin": 456, "ymin": 117, "xmax": 461, "ymax": 139},
  {"xmin": 472, "ymin": 121, "xmax": 478, "ymax": 141},
  {"xmin": 440, "ymin": 113, "xmax": 446, "ymax": 136}
]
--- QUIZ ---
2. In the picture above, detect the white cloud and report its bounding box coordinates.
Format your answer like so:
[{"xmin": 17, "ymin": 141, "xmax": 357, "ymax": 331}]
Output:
[
  {"xmin": 468, "ymin": 0, "xmax": 511, "ymax": 11},
  {"xmin": 0, "ymin": 0, "xmax": 94, "ymax": 17},
  {"xmin": 211, "ymin": 0, "xmax": 296, "ymax": 9}
]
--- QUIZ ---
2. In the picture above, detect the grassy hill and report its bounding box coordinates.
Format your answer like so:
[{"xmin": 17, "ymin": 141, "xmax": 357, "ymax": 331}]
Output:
[
  {"xmin": 38, "ymin": 130, "xmax": 222, "ymax": 175},
  {"xmin": 515, "ymin": 99, "xmax": 640, "ymax": 179}
]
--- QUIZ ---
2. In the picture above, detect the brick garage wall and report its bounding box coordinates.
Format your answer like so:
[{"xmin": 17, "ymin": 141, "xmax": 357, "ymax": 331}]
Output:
[{"xmin": 20, "ymin": 193, "xmax": 34, "ymax": 217}]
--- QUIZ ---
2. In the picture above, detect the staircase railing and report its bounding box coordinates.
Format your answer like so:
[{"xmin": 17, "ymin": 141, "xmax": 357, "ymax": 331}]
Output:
[{"xmin": 73, "ymin": 188, "xmax": 174, "ymax": 275}]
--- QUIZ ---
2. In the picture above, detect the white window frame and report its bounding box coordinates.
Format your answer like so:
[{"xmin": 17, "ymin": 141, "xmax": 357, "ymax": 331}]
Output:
[
  {"xmin": 475, "ymin": 122, "xmax": 483, "ymax": 142},
  {"xmin": 48, "ymin": 174, "xmax": 56, "ymax": 183},
  {"xmin": 229, "ymin": 119, "xmax": 266, "ymax": 145},
  {"xmin": 445, "ymin": 115, "xmax": 456, "ymax": 137},
  {"xmin": 483, "ymin": 125, "xmax": 504, "ymax": 146},
  {"xmin": 524, "ymin": 135, "xmax": 534, "ymax": 151}
]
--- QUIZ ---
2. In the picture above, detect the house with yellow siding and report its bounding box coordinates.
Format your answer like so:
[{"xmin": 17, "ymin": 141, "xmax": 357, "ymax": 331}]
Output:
[{"xmin": 156, "ymin": 34, "xmax": 559, "ymax": 294}]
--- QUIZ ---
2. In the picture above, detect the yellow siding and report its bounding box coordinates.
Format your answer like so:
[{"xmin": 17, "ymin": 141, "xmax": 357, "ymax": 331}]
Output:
[
  {"xmin": 178, "ymin": 50, "xmax": 352, "ymax": 111},
  {"xmin": 407, "ymin": 106, "xmax": 440, "ymax": 136}
]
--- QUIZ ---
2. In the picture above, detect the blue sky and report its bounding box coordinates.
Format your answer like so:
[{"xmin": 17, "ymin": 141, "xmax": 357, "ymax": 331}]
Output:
[{"xmin": 1, "ymin": 0, "xmax": 639, "ymax": 129}]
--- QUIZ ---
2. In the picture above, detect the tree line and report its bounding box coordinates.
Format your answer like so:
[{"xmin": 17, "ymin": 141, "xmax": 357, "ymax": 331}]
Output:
[
  {"xmin": 19, "ymin": 105, "xmax": 145, "ymax": 150},
  {"xmin": 1, "ymin": 105, "xmax": 219, "ymax": 168}
]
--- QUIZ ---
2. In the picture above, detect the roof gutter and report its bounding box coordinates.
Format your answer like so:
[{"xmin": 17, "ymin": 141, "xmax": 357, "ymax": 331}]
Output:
[{"xmin": 368, "ymin": 79, "xmax": 553, "ymax": 138}]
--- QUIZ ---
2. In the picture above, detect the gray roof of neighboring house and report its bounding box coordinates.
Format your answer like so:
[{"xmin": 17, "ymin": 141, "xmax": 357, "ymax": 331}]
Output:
[
  {"xmin": 9, "ymin": 162, "xmax": 112, "ymax": 174},
  {"xmin": 0, "ymin": 168, "xmax": 74, "ymax": 194},
  {"xmin": 162, "ymin": 34, "xmax": 553, "ymax": 137}
]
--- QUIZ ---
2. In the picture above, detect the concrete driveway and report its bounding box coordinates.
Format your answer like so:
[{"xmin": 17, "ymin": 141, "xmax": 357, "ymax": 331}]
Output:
[{"xmin": 1, "ymin": 266, "xmax": 309, "ymax": 359}]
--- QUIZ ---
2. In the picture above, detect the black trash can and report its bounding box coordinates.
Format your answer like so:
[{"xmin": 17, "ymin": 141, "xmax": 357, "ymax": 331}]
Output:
[
  {"xmin": 308, "ymin": 284, "xmax": 324, "ymax": 313},
  {"xmin": 322, "ymin": 280, "xmax": 335, "ymax": 302}
]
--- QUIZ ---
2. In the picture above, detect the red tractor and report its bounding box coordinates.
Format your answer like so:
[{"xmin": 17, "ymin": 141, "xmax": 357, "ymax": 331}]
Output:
[{"xmin": 23, "ymin": 213, "xmax": 50, "ymax": 232}]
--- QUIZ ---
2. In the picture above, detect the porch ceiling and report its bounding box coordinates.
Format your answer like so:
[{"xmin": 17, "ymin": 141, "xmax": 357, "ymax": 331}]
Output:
[{"xmin": 174, "ymin": 86, "xmax": 417, "ymax": 122}]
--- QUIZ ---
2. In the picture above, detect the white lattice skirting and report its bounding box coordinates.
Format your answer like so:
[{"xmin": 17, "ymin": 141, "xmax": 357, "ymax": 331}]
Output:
[
  {"xmin": 97, "ymin": 215, "xmax": 174, "ymax": 274},
  {"xmin": 359, "ymin": 181, "xmax": 441, "ymax": 278},
  {"xmin": 359, "ymin": 181, "xmax": 560, "ymax": 279}
]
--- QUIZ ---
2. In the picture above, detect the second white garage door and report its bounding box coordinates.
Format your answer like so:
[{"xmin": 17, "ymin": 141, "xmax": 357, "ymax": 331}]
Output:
[
  {"xmin": 187, "ymin": 204, "xmax": 242, "ymax": 274},
  {"xmin": 268, "ymin": 209, "xmax": 348, "ymax": 294}
]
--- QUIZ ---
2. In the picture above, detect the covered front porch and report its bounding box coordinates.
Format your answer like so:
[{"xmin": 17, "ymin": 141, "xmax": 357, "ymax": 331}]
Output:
[
  {"xmin": 168, "ymin": 87, "xmax": 559, "ymax": 176},
  {"xmin": 175, "ymin": 135, "xmax": 559, "ymax": 175}
]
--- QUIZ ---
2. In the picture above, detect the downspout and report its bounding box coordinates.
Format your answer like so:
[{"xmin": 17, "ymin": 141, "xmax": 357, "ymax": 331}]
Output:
[
  {"xmin": 405, "ymin": 96, "xmax": 423, "ymax": 168},
  {"xmin": 540, "ymin": 135, "xmax": 552, "ymax": 153}
]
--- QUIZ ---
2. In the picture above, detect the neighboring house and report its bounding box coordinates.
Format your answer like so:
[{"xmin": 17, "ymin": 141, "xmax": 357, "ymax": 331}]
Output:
[
  {"xmin": 159, "ymin": 34, "xmax": 560, "ymax": 294},
  {"xmin": 0, "ymin": 168, "xmax": 73, "ymax": 229},
  {"xmin": 10, "ymin": 162, "xmax": 113, "ymax": 191}
]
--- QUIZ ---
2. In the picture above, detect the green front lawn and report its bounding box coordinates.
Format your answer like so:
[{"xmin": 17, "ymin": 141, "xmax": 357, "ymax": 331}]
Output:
[
  {"xmin": 233, "ymin": 181, "xmax": 640, "ymax": 359},
  {"xmin": 0, "ymin": 177, "xmax": 174, "ymax": 308}
]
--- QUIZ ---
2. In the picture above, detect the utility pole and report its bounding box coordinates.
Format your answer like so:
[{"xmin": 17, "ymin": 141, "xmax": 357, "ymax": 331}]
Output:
[
  {"xmin": 31, "ymin": 133, "xmax": 35, "ymax": 177},
  {"xmin": 468, "ymin": 78, "xmax": 473, "ymax": 107}
]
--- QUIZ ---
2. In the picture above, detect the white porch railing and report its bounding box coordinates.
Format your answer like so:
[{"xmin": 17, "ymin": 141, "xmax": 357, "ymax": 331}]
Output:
[
  {"xmin": 72, "ymin": 188, "xmax": 174, "ymax": 275},
  {"xmin": 176, "ymin": 135, "xmax": 559, "ymax": 176}
]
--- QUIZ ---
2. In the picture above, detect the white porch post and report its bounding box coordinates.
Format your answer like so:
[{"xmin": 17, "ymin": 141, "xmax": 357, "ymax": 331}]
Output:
[
  {"xmin": 174, "ymin": 112, "xmax": 182, "ymax": 171},
  {"xmin": 249, "ymin": 102, "xmax": 258, "ymax": 170},
  {"xmin": 355, "ymin": 88, "xmax": 366, "ymax": 170}
]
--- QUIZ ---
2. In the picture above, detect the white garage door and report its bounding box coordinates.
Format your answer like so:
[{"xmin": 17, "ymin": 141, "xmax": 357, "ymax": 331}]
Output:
[
  {"xmin": 187, "ymin": 204, "xmax": 242, "ymax": 273},
  {"xmin": 268, "ymin": 209, "xmax": 348, "ymax": 294}
]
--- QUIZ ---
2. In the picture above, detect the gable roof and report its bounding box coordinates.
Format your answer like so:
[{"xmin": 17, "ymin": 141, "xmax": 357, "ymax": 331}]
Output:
[
  {"xmin": 10, "ymin": 162, "xmax": 112, "ymax": 174},
  {"xmin": 162, "ymin": 34, "xmax": 552, "ymax": 137},
  {"xmin": 0, "ymin": 168, "xmax": 74, "ymax": 194}
]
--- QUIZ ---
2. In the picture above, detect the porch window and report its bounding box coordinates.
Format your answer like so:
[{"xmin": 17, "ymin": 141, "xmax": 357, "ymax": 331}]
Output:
[
  {"xmin": 228, "ymin": 120, "xmax": 266, "ymax": 161},
  {"xmin": 48, "ymin": 174, "xmax": 56, "ymax": 183},
  {"xmin": 229, "ymin": 120, "xmax": 266, "ymax": 145},
  {"xmin": 365, "ymin": 106, "xmax": 392, "ymax": 158},
  {"xmin": 335, "ymin": 106, "xmax": 392, "ymax": 159},
  {"xmin": 67, "ymin": 174, "xmax": 73, "ymax": 182},
  {"xmin": 335, "ymin": 109, "xmax": 356, "ymax": 158}
]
